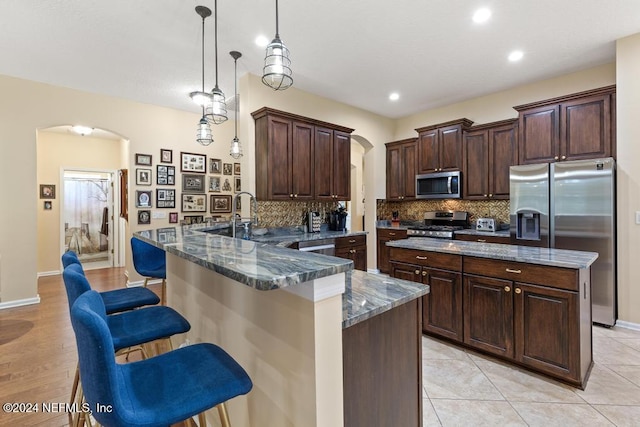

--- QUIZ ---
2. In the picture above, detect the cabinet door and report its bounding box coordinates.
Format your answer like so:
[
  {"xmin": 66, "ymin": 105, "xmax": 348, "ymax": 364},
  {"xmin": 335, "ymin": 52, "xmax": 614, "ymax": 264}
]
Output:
[
  {"xmin": 390, "ymin": 261, "xmax": 421, "ymax": 283},
  {"xmin": 402, "ymin": 142, "xmax": 417, "ymax": 199},
  {"xmin": 267, "ymin": 116, "xmax": 293, "ymax": 199},
  {"xmin": 422, "ymin": 268, "xmax": 463, "ymax": 342},
  {"xmin": 417, "ymin": 129, "xmax": 439, "ymax": 174},
  {"xmin": 463, "ymin": 274, "xmax": 514, "ymax": 358},
  {"xmin": 489, "ymin": 123, "xmax": 518, "ymax": 199},
  {"xmin": 333, "ymin": 131, "xmax": 351, "ymax": 200},
  {"xmin": 314, "ymin": 127, "xmax": 334, "ymax": 200},
  {"xmin": 514, "ymin": 282, "xmax": 580, "ymax": 382},
  {"xmin": 352, "ymin": 245, "xmax": 367, "ymax": 271},
  {"xmin": 518, "ymin": 104, "xmax": 560, "ymax": 164},
  {"xmin": 439, "ymin": 124, "xmax": 463, "ymax": 171},
  {"xmin": 291, "ymin": 121, "xmax": 315, "ymax": 200},
  {"xmin": 386, "ymin": 144, "xmax": 403, "ymax": 200},
  {"xmin": 377, "ymin": 229, "xmax": 407, "ymax": 273},
  {"xmin": 561, "ymin": 94, "xmax": 611, "ymax": 161},
  {"xmin": 463, "ymin": 130, "xmax": 489, "ymax": 199}
]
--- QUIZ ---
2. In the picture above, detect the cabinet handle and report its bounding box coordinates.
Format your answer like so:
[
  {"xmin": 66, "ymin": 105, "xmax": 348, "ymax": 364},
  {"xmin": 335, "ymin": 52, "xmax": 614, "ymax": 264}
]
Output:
[
  {"xmin": 416, "ymin": 255, "xmax": 428, "ymax": 260},
  {"xmin": 389, "ymin": 232, "xmax": 396, "ymax": 236},
  {"xmin": 483, "ymin": 194, "xmax": 488, "ymax": 197},
  {"xmin": 422, "ymin": 270, "xmax": 428, "ymax": 276},
  {"xmin": 294, "ymin": 194, "xmax": 298, "ymax": 198},
  {"xmin": 290, "ymin": 194, "xmax": 294, "ymax": 198},
  {"xmin": 504, "ymin": 286, "xmax": 511, "ymax": 292},
  {"xmin": 349, "ymin": 239, "xmax": 356, "ymax": 243},
  {"xmin": 515, "ymin": 288, "xmax": 522, "ymax": 294},
  {"xmin": 505, "ymin": 268, "xmax": 522, "ymax": 274},
  {"xmin": 554, "ymin": 156, "xmax": 559, "ymax": 160},
  {"xmin": 415, "ymin": 269, "xmax": 420, "ymax": 275},
  {"xmin": 489, "ymin": 194, "xmax": 493, "ymax": 198},
  {"xmin": 351, "ymin": 249, "xmax": 357, "ymax": 254},
  {"xmin": 477, "ymin": 239, "xmax": 487, "ymax": 243},
  {"xmin": 561, "ymin": 155, "xmax": 566, "ymax": 160}
]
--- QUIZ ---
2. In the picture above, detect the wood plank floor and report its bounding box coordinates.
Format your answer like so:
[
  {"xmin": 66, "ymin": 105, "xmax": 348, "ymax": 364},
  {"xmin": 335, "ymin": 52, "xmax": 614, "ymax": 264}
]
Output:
[{"xmin": 0, "ymin": 268, "xmax": 193, "ymax": 427}]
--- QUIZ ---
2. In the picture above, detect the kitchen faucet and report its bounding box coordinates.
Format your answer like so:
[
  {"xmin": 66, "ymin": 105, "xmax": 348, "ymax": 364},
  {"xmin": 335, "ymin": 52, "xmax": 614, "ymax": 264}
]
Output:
[{"xmin": 231, "ymin": 192, "xmax": 258, "ymax": 238}]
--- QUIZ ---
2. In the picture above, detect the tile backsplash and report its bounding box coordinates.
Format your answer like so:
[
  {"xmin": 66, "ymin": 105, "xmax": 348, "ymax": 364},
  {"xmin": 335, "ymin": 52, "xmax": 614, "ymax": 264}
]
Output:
[
  {"xmin": 257, "ymin": 201, "xmax": 340, "ymax": 227},
  {"xmin": 376, "ymin": 199, "xmax": 510, "ymax": 226}
]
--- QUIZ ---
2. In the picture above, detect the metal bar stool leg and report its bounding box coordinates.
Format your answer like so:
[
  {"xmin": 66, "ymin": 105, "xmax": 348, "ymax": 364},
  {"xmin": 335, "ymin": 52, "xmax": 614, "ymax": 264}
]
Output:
[
  {"xmin": 217, "ymin": 403, "xmax": 231, "ymax": 427},
  {"xmin": 198, "ymin": 412, "xmax": 207, "ymax": 426}
]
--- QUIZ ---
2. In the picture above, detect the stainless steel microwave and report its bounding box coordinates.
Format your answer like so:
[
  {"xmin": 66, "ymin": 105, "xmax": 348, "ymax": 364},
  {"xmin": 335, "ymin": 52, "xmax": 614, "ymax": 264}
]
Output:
[{"xmin": 415, "ymin": 171, "xmax": 461, "ymax": 199}]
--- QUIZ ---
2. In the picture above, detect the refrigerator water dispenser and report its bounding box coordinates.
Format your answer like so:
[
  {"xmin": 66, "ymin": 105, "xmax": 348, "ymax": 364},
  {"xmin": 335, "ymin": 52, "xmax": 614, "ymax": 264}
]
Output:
[{"xmin": 516, "ymin": 212, "xmax": 540, "ymax": 241}]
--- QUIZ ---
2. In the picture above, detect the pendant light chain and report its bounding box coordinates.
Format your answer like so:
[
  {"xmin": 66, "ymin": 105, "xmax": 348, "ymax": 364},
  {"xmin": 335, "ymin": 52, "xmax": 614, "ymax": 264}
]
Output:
[
  {"xmin": 205, "ymin": 0, "xmax": 228, "ymax": 125},
  {"xmin": 230, "ymin": 50, "xmax": 243, "ymax": 159}
]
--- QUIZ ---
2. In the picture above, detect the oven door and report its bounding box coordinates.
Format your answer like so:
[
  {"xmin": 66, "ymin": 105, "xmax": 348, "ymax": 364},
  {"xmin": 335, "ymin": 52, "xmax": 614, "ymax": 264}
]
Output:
[{"xmin": 416, "ymin": 171, "xmax": 461, "ymax": 199}]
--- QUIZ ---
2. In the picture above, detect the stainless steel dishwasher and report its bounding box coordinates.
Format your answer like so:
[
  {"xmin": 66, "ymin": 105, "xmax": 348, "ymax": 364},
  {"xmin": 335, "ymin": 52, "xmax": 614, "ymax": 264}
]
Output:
[{"xmin": 296, "ymin": 239, "xmax": 335, "ymax": 256}]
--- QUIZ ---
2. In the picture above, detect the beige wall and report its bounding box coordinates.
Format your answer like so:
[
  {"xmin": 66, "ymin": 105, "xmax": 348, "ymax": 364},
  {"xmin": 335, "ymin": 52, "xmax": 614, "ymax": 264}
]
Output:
[
  {"xmin": 616, "ymin": 34, "xmax": 640, "ymax": 325},
  {"xmin": 36, "ymin": 131, "xmax": 124, "ymax": 274}
]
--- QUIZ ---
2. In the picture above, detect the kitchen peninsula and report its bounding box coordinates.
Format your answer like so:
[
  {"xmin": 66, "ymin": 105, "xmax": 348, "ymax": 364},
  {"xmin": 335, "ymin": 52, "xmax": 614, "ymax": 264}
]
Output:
[
  {"xmin": 387, "ymin": 237, "xmax": 598, "ymax": 388},
  {"xmin": 135, "ymin": 225, "xmax": 428, "ymax": 427}
]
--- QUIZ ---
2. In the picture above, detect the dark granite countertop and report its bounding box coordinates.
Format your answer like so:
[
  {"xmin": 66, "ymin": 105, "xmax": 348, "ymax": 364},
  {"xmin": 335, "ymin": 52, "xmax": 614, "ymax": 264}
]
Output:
[
  {"xmin": 454, "ymin": 229, "xmax": 510, "ymax": 237},
  {"xmin": 342, "ymin": 270, "xmax": 428, "ymax": 328},
  {"xmin": 387, "ymin": 237, "xmax": 598, "ymax": 269}
]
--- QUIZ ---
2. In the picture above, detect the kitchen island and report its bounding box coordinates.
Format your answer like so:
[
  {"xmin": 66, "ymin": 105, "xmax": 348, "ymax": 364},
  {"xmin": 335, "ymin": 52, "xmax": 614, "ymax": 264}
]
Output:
[
  {"xmin": 134, "ymin": 226, "xmax": 427, "ymax": 427},
  {"xmin": 387, "ymin": 237, "xmax": 598, "ymax": 388}
]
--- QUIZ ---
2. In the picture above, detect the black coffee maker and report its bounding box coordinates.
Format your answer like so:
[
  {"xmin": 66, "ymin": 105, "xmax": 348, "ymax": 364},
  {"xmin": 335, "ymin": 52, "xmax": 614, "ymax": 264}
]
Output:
[{"xmin": 329, "ymin": 208, "xmax": 348, "ymax": 231}]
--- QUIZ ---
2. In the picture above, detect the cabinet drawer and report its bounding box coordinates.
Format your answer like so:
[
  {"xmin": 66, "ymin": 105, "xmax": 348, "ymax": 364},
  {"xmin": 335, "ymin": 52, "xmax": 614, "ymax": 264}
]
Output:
[
  {"xmin": 463, "ymin": 257, "xmax": 578, "ymax": 291},
  {"xmin": 377, "ymin": 228, "xmax": 407, "ymax": 240},
  {"xmin": 389, "ymin": 248, "xmax": 462, "ymax": 271},
  {"xmin": 335, "ymin": 234, "xmax": 366, "ymax": 249},
  {"xmin": 455, "ymin": 233, "xmax": 510, "ymax": 244}
]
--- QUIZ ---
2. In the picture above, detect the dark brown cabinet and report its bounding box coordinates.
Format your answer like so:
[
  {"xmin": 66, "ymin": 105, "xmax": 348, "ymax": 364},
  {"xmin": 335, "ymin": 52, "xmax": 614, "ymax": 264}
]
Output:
[
  {"xmin": 385, "ymin": 138, "xmax": 417, "ymax": 200},
  {"xmin": 463, "ymin": 256, "xmax": 590, "ymax": 387},
  {"xmin": 252, "ymin": 107, "xmax": 353, "ymax": 201},
  {"xmin": 463, "ymin": 119, "xmax": 518, "ymax": 200},
  {"xmin": 389, "ymin": 248, "xmax": 463, "ymax": 341},
  {"xmin": 515, "ymin": 86, "xmax": 615, "ymax": 164},
  {"xmin": 335, "ymin": 235, "xmax": 367, "ymax": 271},
  {"xmin": 376, "ymin": 228, "xmax": 408, "ymax": 273},
  {"xmin": 415, "ymin": 119, "xmax": 473, "ymax": 174}
]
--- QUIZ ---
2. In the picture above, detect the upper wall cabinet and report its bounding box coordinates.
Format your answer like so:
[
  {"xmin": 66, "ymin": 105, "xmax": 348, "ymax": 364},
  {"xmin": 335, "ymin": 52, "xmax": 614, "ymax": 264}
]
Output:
[
  {"xmin": 252, "ymin": 107, "xmax": 354, "ymax": 201},
  {"xmin": 386, "ymin": 138, "xmax": 417, "ymax": 201},
  {"xmin": 514, "ymin": 86, "xmax": 616, "ymax": 164},
  {"xmin": 463, "ymin": 119, "xmax": 518, "ymax": 200},
  {"xmin": 415, "ymin": 119, "xmax": 473, "ymax": 174}
]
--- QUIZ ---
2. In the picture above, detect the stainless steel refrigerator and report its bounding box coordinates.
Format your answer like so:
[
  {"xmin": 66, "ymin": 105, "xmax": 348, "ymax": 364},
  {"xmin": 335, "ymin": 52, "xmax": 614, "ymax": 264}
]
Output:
[{"xmin": 510, "ymin": 158, "xmax": 616, "ymax": 326}]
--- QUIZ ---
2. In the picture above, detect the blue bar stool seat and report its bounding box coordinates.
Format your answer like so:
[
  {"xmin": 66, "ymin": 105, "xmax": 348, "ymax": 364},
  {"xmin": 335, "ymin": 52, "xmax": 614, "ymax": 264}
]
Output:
[
  {"xmin": 131, "ymin": 237, "xmax": 167, "ymax": 305},
  {"xmin": 62, "ymin": 250, "xmax": 81, "ymax": 268},
  {"xmin": 71, "ymin": 291, "xmax": 252, "ymax": 427}
]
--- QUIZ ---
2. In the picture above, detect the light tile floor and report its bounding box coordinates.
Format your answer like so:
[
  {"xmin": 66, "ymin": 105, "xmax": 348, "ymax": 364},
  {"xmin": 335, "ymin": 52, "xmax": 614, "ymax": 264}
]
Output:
[{"xmin": 422, "ymin": 325, "xmax": 640, "ymax": 426}]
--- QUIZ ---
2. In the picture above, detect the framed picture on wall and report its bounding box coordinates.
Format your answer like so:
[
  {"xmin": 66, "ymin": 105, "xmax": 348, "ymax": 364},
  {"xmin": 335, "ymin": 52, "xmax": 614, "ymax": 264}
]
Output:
[
  {"xmin": 135, "ymin": 153, "xmax": 152, "ymax": 166},
  {"xmin": 210, "ymin": 195, "xmax": 232, "ymax": 213},
  {"xmin": 44, "ymin": 201, "xmax": 52, "ymax": 210},
  {"xmin": 156, "ymin": 165, "xmax": 175, "ymax": 185},
  {"xmin": 156, "ymin": 189, "xmax": 176, "ymax": 208},
  {"xmin": 234, "ymin": 163, "xmax": 241, "ymax": 175},
  {"xmin": 234, "ymin": 176, "xmax": 241, "ymax": 193},
  {"xmin": 223, "ymin": 163, "xmax": 233, "ymax": 175},
  {"xmin": 209, "ymin": 176, "xmax": 221, "ymax": 192},
  {"xmin": 182, "ymin": 215, "xmax": 204, "ymax": 225},
  {"xmin": 182, "ymin": 194, "xmax": 207, "ymax": 212},
  {"xmin": 40, "ymin": 184, "xmax": 56, "ymax": 199},
  {"xmin": 169, "ymin": 212, "xmax": 178, "ymax": 223},
  {"xmin": 180, "ymin": 152, "xmax": 206, "ymax": 173},
  {"xmin": 160, "ymin": 148, "xmax": 173, "ymax": 164},
  {"xmin": 135, "ymin": 190, "xmax": 152, "ymax": 208},
  {"xmin": 136, "ymin": 168, "xmax": 152, "ymax": 185},
  {"xmin": 137, "ymin": 210, "xmax": 151, "ymax": 225},
  {"xmin": 209, "ymin": 158, "xmax": 222, "ymax": 174},
  {"xmin": 181, "ymin": 174, "xmax": 205, "ymax": 192}
]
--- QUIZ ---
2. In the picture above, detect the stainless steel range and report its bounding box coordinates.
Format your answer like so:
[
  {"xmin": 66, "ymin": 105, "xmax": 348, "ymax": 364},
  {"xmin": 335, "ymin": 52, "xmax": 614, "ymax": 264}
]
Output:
[{"xmin": 406, "ymin": 211, "xmax": 469, "ymax": 239}]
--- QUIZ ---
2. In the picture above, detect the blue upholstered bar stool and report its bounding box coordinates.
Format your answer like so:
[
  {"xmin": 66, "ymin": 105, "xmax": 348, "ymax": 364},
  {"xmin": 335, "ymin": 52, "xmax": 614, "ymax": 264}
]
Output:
[
  {"xmin": 62, "ymin": 266, "xmax": 192, "ymax": 426},
  {"xmin": 71, "ymin": 290, "xmax": 252, "ymax": 427},
  {"xmin": 62, "ymin": 250, "xmax": 81, "ymax": 268},
  {"xmin": 131, "ymin": 237, "xmax": 167, "ymax": 305}
]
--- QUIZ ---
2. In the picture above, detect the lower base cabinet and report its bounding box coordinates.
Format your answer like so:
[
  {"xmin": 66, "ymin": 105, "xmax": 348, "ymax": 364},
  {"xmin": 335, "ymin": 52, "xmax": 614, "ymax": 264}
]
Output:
[
  {"xmin": 335, "ymin": 235, "xmax": 367, "ymax": 271},
  {"xmin": 390, "ymin": 248, "xmax": 592, "ymax": 388},
  {"xmin": 343, "ymin": 298, "xmax": 423, "ymax": 427}
]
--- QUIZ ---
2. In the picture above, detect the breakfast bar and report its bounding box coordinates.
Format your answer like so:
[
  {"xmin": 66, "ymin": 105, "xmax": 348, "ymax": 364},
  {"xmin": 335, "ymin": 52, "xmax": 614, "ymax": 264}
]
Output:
[{"xmin": 135, "ymin": 226, "xmax": 428, "ymax": 427}]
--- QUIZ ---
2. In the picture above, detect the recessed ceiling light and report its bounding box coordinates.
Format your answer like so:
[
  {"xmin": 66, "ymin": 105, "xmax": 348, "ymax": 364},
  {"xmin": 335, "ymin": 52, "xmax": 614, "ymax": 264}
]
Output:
[
  {"xmin": 255, "ymin": 35, "xmax": 269, "ymax": 47},
  {"xmin": 472, "ymin": 8, "xmax": 491, "ymax": 23},
  {"xmin": 389, "ymin": 92, "xmax": 400, "ymax": 101},
  {"xmin": 508, "ymin": 50, "xmax": 524, "ymax": 62},
  {"xmin": 71, "ymin": 125, "xmax": 93, "ymax": 136}
]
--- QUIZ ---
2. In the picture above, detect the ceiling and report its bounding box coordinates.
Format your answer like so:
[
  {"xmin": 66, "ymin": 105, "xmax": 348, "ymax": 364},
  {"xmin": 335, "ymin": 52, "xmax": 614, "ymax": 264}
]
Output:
[{"xmin": 1, "ymin": 0, "xmax": 639, "ymax": 119}]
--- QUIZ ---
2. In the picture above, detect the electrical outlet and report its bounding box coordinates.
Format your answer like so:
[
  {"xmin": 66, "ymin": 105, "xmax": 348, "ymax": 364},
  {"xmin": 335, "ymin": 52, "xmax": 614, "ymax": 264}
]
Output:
[{"xmin": 152, "ymin": 211, "xmax": 166, "ymax": 219}]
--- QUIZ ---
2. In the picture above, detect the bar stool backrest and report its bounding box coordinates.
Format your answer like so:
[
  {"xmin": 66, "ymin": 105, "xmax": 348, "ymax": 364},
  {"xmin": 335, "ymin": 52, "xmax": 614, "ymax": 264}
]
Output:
[{"xmin": 62, "ymin": 264, "xmax": 91, "ymax": 313}]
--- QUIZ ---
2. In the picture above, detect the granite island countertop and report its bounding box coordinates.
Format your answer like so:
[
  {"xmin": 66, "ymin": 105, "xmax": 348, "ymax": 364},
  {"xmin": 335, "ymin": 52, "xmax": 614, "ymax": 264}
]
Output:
[
  {"xmin": 387, "ymin": 237, "xmax": 598, "ymax": 269},
  {"xmin": 343, "ymin": 270, "xmax": 428, "ymax": 328},
  {"xmin": 134, "ymin": 226, "xmax": 354, "ymax": 291},
  {"xmin": 454, "ymin": 229, "xmax": 510, "ymax": 238}
]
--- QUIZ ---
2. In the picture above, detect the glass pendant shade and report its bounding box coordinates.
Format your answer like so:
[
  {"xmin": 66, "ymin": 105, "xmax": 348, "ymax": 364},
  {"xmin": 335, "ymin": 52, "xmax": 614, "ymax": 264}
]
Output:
[
  {"xmin": 196, "ymin": 116, "xmax": 213, "ymax": 146},
  {"xmin": 190, "ymin": 90, "xmax": 212, "ymax": 107},
  {"xmin": 262, "ymin": 36, "xmax": 293, "ymax": 90},
  {"xmin": 205, "ymin": 85, "xmax": 227, "ymax": 124},
  {"xmin": 230, "ymin": 136, "xmax": 243, "ymax": 159}
]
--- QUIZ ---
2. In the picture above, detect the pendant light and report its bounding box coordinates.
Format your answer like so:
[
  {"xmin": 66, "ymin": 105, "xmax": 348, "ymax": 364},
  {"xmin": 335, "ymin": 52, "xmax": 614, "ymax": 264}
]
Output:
[
  {"xmin": 229, "ymin": 51, "xmax": 243, "ymax": 159},
  {"xmin": 262, "ymin": 0, "xmax": 293, "ymax": 90},
  {"xmin": 205, "ymin": 0, "xmax": 228, "ymax": 124},
  {"xmin": 192, "ymin": 6, "xmax": 213, "ymax": 146}
]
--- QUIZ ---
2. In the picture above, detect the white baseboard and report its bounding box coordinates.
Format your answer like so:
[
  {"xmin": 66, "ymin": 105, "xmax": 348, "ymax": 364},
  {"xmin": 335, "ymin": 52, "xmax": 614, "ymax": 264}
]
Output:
[
  {"xmin": 0, "ymin": 295, "xmax": 41, "ymax": 310},
  {"xmin": 37, "ymin": 270, "xmax": 60, "ymax": 277},
  {"xmin": 367, "ymin": 268, "xmax": 381, "ymax": 274},
  {"xmin": 615, "ymin": 320, "xmax": 640, "ymax": 331}
]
